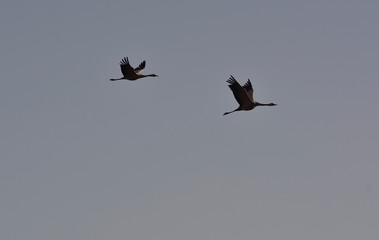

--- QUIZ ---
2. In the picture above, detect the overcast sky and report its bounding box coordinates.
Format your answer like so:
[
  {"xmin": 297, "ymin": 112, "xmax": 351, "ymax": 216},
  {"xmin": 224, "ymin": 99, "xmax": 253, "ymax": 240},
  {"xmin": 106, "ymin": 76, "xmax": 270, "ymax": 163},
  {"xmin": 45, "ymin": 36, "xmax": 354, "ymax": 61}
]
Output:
[{"xmin": 1, "ymin": 1, "xmax": 379, "ymax": 240}]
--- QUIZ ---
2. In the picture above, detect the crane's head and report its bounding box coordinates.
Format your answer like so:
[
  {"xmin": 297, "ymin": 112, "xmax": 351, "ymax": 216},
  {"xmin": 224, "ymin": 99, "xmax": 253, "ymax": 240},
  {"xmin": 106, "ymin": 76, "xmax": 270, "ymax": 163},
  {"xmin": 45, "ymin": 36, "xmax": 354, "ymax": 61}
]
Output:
[{"xmin": 269, "ymin": 103, "xmax": 277, "ymax": 106}]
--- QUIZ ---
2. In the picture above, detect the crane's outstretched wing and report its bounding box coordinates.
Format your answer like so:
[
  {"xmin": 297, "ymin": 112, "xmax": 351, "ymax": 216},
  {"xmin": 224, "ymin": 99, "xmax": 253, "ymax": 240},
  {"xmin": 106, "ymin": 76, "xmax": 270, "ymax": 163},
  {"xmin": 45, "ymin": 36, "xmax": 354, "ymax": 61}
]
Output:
[
  {"xmin": 242, "ymin": 79, "xmax": 254, "ymax": 101},
  {"xmin": 120, "ymin": 57, "xmax": 136, "ymax": 77},
  {"xmin": 134, "ymin": 61, "xmax": 146, "ymax": 73},
  {"xmin": 226, "ymin": 76, "xmax": 252, "ymax": 106}
]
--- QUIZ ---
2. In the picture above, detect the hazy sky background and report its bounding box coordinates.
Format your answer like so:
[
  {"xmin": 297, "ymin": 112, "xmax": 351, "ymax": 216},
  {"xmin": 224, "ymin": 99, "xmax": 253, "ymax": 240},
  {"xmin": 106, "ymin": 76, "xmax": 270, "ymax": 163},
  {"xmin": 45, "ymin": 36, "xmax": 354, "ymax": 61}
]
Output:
[{"xmin": 1, "ymin": 0, "xmax": 379, "ymax": 239}]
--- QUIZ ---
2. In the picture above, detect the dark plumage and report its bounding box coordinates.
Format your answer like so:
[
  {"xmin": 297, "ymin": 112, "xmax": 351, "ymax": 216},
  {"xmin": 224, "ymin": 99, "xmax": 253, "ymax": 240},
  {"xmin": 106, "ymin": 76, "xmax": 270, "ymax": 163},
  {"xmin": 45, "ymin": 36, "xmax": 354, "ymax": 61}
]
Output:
[
  {"xmin": 224, "ymin": 75, "xmax": 277, "ymax": 115},
  {"xmin": 110, "ymin": 57, "xmax": 158, "ymax": 81}
]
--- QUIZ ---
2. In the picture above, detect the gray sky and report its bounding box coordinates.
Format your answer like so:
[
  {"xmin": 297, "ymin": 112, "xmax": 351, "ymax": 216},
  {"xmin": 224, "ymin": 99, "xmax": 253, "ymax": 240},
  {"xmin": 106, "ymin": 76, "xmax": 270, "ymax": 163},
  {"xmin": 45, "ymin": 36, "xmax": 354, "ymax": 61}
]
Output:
[{"xmin": 1, "ymin": 0, "xmax": 379, "ymax": 239}]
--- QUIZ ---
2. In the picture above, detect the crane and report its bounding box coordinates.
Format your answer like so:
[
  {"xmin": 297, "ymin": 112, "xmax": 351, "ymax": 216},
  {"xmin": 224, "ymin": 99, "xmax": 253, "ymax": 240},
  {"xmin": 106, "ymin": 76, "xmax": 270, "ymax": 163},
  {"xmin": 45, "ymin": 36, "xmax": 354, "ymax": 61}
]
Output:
[
  {"xmin": 110, "ymin": 57, "xmax": 158, "ymax": 81},
  {"xmin": 224, "ymin": 76, "xmax": 276, "ymax": 115}
]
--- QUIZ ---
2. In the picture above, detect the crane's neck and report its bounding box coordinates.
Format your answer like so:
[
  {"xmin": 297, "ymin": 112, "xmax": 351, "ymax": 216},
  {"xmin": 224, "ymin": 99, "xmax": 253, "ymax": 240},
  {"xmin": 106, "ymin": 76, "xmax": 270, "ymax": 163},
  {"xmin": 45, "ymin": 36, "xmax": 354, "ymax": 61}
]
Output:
[
  {"xmin": 139, "ymin": 74, "xmax": 158, "ymax": 78},
  {"xmin": 256, "ymin": 102, "xmax": 276, "ymax": 106}
]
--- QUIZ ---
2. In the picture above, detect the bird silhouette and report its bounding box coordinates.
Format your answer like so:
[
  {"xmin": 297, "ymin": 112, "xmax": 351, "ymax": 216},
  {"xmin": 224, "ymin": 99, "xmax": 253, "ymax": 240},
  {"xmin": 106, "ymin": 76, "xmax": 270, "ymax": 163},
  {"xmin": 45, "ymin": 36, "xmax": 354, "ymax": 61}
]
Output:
[
  {"xmin": 224, "ymin": 75, "xmax": 277, "ymax": 115},
  {"xmin": 110, "ymin": 57, "xmax": 158, "ymax": 81}
]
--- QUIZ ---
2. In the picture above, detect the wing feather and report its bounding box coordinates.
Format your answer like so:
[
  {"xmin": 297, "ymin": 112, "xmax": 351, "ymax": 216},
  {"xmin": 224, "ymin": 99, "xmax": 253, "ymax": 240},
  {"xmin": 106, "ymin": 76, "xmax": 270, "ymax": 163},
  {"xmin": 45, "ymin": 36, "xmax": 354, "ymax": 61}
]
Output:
[
  {"xmin": 226, "ymin": 76, "xmax": 252, "ymax": 106},
  {"xmin": 134, "ymin": 61, "xmax": 146, "ymax": 73},
  {"xmin": 120, "ymin": 57, "xmax": 136, "ymax": 77},
  {"xmin": 242, "ymin": 79, "xmax": 255, "ymax": 101}
]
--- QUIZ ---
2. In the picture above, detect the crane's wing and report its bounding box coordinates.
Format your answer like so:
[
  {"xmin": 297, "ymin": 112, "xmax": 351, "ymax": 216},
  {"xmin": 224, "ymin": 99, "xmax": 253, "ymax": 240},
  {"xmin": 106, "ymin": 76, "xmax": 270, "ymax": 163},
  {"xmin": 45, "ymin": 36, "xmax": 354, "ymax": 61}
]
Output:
[
  {"xmin": 242, "ymin": 79, "xmax": 254, "ymax": 101},
  {"xmin": 226, "ymin": 76, "xmax": 252, "ymax": 106},
  {"xmin": 120, "ymin": 57, "xmax": 136, "ymax": 77},
  {"xmin": 134, "ymin": 61, "xmax": 146, "ymax": 73}
]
